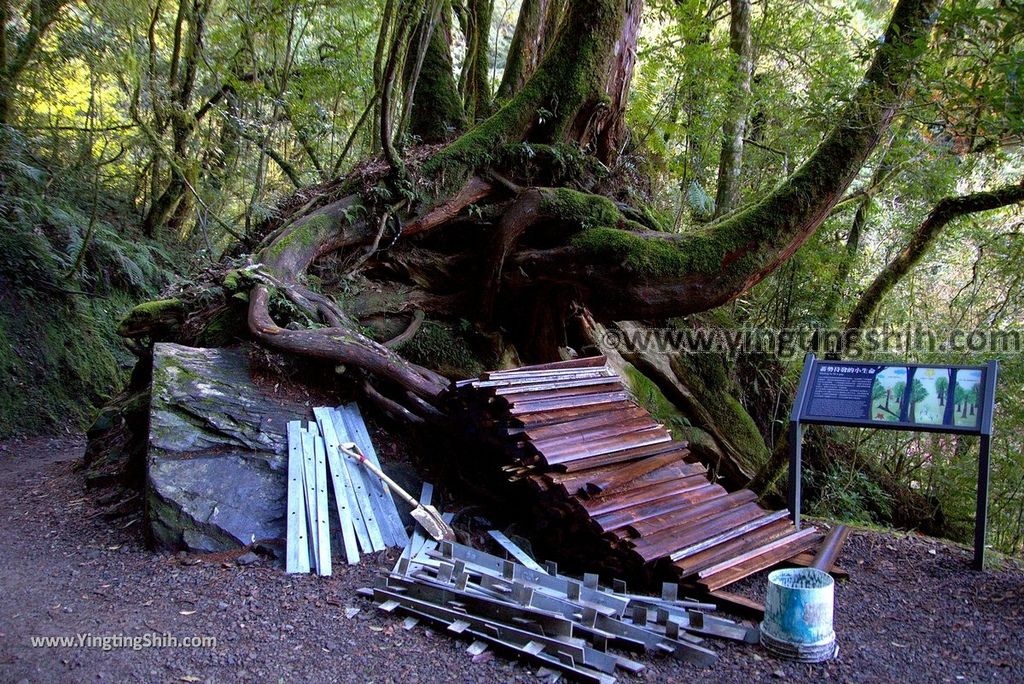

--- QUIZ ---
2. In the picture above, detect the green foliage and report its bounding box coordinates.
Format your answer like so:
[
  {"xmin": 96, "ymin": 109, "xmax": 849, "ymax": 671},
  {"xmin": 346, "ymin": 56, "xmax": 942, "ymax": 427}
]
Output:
[
  {"xmin": 0, "ymin": 128, "xmax": 169, "ymax": 435},
  {"xmin": 397, "ymin": 321, "xmax": 484, "ymax": 378},
  {"xmin": 807, "ymin": 462, "xmax": 894, "ymax": 525}
]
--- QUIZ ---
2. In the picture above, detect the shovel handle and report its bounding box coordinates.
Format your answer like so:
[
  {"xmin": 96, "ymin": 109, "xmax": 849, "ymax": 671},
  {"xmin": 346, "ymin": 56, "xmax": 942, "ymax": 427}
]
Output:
[{"xmin": 340, "ymin": 445, "xmax": 419, "ymax": 509}]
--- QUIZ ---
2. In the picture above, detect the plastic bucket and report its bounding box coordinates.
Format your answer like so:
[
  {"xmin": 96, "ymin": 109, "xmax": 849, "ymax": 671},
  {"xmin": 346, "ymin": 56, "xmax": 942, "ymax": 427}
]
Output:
[{"xmin": 759, "ymin": 567, "xmax": 838, "ymax": 662}]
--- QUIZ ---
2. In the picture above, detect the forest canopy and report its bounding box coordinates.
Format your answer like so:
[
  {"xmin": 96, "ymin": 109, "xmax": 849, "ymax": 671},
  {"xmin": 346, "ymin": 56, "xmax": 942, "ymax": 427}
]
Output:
[{"xmin": 1, "ymin": 0, "xmax": 1023, "ymax": 557}]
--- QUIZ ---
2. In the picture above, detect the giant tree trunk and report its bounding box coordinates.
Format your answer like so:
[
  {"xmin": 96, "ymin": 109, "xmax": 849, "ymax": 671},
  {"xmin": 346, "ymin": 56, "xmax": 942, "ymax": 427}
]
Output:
[{"xmin": 120, "ymin": 0, "xmax": 945, "ymax": 497}]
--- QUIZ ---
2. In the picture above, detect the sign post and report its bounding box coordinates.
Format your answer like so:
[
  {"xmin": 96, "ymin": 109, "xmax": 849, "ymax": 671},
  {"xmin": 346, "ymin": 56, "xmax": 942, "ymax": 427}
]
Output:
[{"xmin": 789, "ymin": 353, "xmax": 998, "ymax": 570}]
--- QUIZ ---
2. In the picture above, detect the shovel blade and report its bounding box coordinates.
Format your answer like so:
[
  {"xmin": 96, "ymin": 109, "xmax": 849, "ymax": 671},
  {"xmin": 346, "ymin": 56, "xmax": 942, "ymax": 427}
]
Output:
[{"xmin": 411, "ymin": 505, "xmax": 455, "ymax": 542}]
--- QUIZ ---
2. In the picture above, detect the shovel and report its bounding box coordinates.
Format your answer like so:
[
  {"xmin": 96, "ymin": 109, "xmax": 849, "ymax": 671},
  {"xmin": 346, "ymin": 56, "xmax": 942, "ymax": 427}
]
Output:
[{"xmin": 339, "ymin": 442, "xmax": 455, "ymax": 542}]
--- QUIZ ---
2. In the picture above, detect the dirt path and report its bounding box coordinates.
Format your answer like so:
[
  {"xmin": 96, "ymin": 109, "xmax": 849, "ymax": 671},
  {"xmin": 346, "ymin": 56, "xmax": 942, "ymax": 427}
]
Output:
[{"xmin": 0, "ymin": 436, "xmax": 1021, "ymax": 683}]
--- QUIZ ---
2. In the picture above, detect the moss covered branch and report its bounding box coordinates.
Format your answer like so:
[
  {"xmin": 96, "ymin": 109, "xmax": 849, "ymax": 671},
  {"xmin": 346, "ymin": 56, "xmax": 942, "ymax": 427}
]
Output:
[
  {"xmin": 504, "ymin": 0, "xmax": 945, "ymax": 319},
  {"xmin": 845, "ymin": 179, "xmax": 1024, "ymax": 331}
]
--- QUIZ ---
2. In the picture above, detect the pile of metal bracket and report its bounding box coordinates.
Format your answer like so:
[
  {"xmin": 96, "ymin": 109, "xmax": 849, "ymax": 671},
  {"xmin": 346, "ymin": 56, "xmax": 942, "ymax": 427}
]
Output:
[
  {"xmin": 360, "ymin": 525, "xmax": 760, "ymax": 683},
  {"xmin": 286, "ymin": 404, "xmax": 408, "ymax": 574}
]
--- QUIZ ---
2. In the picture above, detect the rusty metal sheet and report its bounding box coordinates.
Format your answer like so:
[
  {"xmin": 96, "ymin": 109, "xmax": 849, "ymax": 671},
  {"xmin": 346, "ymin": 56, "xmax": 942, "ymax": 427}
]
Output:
[
  {"xmin": 627, "ymin": 489, "xmax": 759, "ymax": 538},
  {"xmin": 697, "ymin": 527, "xmax": 820, "ymax": 590},
  {"xmin": 483, "ymin": 356, "xmax": 607, "ymax": 377},
  {"xmin": 587, "ymin": 461, "xmax": 707, "ymax": 500},
  {"xmin": 508, "ymin": 391, "xmax": 632, "ymax": 416},
  {"xmin": 474, "ymin": 369, "xmax": 615, "ymax": 389},
  {"xmin": 513, "ymin": 401, "xmax": 638, "ymax": 428},
  {"xmin": 674, "ymin": 518, "xmax": 796, "ymax": 576},
  {"xmin": 494, "ymin": 376, "xmax": 620, "ymax": 395},
  {"xmin": 583, "ymin": 474, "xmax": 713, "ymax": 517},
  {"xmin": 530, "ymin": 416, "xmax": 660, "ymax": 452},
  {"xmin": 580, "ymin": 451, "xmax": 687, "ymax": 496},
  {"xmin": 669, "ymin": 510, "xmax": 791, "ymax": 563},
  {"xmin": 632, "ymin": 502, "xmax": 767, "ymax": 563},
  {"xmin": 594, "ymin": 486, "xmax": 727, "ymax": 533},
  {"xmin": 542, "ymin": 428, "xmax": 672, "ymax": 465},
  {"xmin": 550, "ymin": 454, "xmax": 692, "ymax": 495},
  {"xmin": 525, "ymin": 406, "xmax": 650, "ymax": 441},
  {"xmin": 559, "ymin": 442, "xmax": 687, "ymax": 473},
  {"xmin": 501, "ymin": 382, "xmax": 626, "ymax": 406}
]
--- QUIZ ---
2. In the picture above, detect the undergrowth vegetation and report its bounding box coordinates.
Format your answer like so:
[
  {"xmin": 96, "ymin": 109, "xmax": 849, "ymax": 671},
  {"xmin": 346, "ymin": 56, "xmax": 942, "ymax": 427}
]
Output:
[{"xmin": 0, "ymin": 128, "xmax": 170, "ymax": 435}]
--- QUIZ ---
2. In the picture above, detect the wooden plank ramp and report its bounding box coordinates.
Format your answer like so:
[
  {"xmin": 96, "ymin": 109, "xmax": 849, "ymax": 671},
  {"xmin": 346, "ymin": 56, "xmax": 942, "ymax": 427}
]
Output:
[{"xmin": 454, "ymin": 356, "xmax": 822, "ymax": 592}]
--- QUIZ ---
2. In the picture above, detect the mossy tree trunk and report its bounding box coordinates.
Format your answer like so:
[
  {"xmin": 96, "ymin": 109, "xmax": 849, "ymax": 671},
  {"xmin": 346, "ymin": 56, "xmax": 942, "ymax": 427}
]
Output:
[
  {"xmin": 495, "ymin": 0, "xmax": 553, "ymax": 101},
  {"xmin": 406, "ymin": 3, "xmax": 466, "ymax": 143},
  {"xmin": 712, "ymin": 0, "xmax": 753, "ymax": 218},
  {"xmin": 459, "ymin": 0, "xmax": 495, "ymax": 121}
]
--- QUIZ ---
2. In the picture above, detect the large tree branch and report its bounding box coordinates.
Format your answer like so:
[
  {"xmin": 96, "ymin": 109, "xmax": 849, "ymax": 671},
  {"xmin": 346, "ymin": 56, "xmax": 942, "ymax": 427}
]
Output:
[
  {"xmin": 247, "ymin": 197, "xmax": 450, "ymax": 400},
  {"xmin": 845, "ymin": 179, "xmax": 1024, "ymax": 330},
  {"xmin": 506, "ymin": 0, "xmax": 944, "ymax": 319}
]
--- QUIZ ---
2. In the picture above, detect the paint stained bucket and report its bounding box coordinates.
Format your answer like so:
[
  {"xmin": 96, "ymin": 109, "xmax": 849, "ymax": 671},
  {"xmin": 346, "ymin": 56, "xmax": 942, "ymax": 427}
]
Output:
[{"xmin": 759, "ymin": 567, "xmax": 839, "ymax": 662}]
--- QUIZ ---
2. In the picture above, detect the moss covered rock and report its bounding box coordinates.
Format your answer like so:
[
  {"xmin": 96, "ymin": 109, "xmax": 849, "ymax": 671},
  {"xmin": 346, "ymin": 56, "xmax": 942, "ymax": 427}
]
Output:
[{"xmin": 147, "ymin": 343, "xmax": 310, "ymax": 552}]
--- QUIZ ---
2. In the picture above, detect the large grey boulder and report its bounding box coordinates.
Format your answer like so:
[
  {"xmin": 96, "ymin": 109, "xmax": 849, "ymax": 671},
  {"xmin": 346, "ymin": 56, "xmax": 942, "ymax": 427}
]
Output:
[{"xmin": 146, "ymin": 343, "xmax": 309, "ymax": 552}]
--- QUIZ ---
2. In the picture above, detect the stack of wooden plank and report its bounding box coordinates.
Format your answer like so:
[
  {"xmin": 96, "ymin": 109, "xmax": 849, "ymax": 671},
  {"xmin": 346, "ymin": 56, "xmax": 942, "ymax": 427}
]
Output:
[
  {"xmin": 285, "ymin": 403, "xmax": 409, "ymax": 573},
  {"xmin": 453, "ymin": 357, "xmax": 821, "ymax": 592},
  {"xmin": 361, "ymin": 528, "xmax": 762, "ymax": 683}
]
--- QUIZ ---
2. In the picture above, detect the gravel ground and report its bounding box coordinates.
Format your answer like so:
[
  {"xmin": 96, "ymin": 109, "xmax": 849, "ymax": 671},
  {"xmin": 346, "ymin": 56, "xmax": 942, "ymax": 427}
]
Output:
[{"xmin": 0, "ymin": 435, "xmax": 1022, "ymax": 683}]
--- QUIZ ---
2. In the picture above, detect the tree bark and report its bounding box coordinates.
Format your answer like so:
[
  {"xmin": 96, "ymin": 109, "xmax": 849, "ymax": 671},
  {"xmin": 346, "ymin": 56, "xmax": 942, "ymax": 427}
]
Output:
[
  {"xmin": 460, "ymin": 0, "xmax": 495, "ymax": 121},
  {"xmin": 583, "ymin": 0, "xmax": 643, "ymax": 163},
  {"xmin": 845, "ymin": 179, "xmax": 1024, "ymax": 331},
  {"xmin": 407, "ymin": 3, "xmax": 466, "ymax": 142},
  {"xmin": 713, "ymin": 0, "xmax": 753, "ymax": 218},
  {"xmin": 429, "ymin": 0, "xmax": 628, "ymax": 177},
  {"xmin": 496, "ymin": 0, "xmax": 551, "ymax": 101}
]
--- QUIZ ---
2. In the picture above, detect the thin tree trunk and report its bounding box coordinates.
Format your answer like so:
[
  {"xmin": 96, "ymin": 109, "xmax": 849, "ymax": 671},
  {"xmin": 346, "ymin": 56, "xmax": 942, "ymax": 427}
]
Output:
[
  {"xmin": 496, "ymin": 0, "xmax": 550, "ymax": 100},
  {"xmin": 713, "ymin": 0, "xmax": 753, "ymax": 218},
  {"xmin": 370, "ymin": 0, "xmax": 397, "ymax": 153},
  {"xmin": 462, "ymin": 0, "xmax": 495, "ymax": 121}
]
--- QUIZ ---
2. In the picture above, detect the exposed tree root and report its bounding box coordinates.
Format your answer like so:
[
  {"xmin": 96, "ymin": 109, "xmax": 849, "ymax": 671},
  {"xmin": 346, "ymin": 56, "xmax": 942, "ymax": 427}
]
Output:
[{"xmin": 404, "ymin": 176, "xmax": 495, "ymax": 236}]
